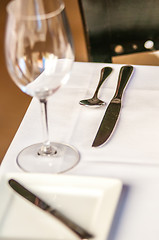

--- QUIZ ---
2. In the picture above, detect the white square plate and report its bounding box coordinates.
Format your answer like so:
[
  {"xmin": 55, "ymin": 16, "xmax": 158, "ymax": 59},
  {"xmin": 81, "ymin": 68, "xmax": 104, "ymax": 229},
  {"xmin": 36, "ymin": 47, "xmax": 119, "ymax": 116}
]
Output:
[{"xmin": 0, "ymin": 173, "xmax": 122, "ymax": 240}]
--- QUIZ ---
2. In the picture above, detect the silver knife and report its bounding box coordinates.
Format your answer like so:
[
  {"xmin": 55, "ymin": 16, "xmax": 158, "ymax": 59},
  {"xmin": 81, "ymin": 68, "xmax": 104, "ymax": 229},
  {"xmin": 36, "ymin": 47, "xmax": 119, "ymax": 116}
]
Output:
[
  {"xmin": 92, "ymin": 65, "xmax": 134, "ymax": 147},
  {"xmin": 8, "ymin": 179, "xmax": 94, "ymax": 239}
]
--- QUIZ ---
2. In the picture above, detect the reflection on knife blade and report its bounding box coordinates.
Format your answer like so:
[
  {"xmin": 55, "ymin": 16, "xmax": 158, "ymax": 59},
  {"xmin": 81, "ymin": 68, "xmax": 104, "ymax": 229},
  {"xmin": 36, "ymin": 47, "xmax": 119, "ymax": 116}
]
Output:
[
  {"xmin": 8, "ymin": 179, "xmax": 94, "ymax": 239},
  {"xmin": 92, "ymin": 65, "xmax": 134, "ymax": 147}
]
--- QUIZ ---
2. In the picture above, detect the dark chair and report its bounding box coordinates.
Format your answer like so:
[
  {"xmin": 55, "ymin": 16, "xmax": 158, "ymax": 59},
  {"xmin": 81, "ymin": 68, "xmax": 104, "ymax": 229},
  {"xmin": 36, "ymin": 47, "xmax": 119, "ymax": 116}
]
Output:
[{"xmin": 78, "ymin": 0, "xmax": 159, "ymax": 64}]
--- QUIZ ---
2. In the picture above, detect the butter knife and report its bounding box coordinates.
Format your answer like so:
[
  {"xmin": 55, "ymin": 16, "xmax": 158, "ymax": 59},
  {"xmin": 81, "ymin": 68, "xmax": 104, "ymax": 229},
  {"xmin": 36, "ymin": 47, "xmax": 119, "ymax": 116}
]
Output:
[
  {"xmin": 92, "ymin": 65, "xmax": 134, "ymax": 147},
  {"xmin": 8, "ymin": 179, "xmax": 94, "ymax": 239}
]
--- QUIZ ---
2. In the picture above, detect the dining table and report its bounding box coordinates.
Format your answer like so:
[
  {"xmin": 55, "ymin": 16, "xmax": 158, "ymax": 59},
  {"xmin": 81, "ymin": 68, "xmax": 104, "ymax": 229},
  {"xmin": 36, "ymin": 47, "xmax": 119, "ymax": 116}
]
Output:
[{"xmin": 1, "ymin": 61, "xmax": 159, "ymax": 240}]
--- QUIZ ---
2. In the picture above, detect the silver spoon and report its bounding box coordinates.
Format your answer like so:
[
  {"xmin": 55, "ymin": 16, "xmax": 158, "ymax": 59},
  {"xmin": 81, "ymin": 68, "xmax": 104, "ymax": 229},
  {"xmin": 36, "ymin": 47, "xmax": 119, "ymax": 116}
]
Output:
[{"xmin": 79, "ymin": 67, "xmax": 112, "ymax": 107}]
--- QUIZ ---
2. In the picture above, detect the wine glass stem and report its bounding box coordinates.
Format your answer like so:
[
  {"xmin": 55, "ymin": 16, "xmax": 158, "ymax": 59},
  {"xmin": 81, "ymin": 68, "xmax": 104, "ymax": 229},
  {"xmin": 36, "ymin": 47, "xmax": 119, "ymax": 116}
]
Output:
[{"xmin": 38, "ymin": 98, "xmax": 57, "ymax": 156}]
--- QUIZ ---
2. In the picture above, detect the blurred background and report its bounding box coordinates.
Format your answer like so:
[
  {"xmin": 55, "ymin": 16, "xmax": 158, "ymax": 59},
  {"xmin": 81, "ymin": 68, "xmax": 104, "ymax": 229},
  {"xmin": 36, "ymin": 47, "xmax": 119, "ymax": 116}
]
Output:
[{"xmin": 1, "ymin": 0, "xmax": 159, "ymax": 163}]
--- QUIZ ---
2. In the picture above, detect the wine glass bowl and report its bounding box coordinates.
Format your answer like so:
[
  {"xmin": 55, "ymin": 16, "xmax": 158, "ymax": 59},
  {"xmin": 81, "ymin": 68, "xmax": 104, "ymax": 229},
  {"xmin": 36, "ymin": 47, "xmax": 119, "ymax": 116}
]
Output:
[
  {"xmin": 5, "ymin": 0, "xmax": 79, "ymax": 173},
  {"xmin": 6, "ymin": 0, "xmax": 73, "ymax": 98}
]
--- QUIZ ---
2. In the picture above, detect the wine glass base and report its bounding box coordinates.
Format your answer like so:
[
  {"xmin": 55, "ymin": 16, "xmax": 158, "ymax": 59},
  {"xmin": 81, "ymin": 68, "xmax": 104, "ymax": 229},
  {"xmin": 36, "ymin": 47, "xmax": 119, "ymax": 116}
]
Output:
[{"xmin": 16, "ymin": 142, "xmax": 80, "ymax": 173}]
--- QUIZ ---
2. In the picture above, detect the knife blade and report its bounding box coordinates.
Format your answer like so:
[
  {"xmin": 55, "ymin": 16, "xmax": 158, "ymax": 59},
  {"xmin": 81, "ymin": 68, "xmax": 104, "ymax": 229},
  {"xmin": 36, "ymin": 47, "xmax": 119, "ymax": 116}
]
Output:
[
  {"xmin": 92, "ymin": 65, "xmax": 134, "ymax": 147},
  {"xmin": 8, "ymin": 179, "xmax": 94, "ymax": 239}
]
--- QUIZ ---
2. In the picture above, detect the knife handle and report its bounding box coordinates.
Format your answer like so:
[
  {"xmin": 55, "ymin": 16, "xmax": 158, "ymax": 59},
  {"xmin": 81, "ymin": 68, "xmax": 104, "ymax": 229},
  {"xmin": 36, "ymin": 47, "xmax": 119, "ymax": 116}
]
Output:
[
  {"xmin": 49, "ymin": 208, "xmax": 93, "ymax": 239},
  {"xmin": 37, "ymin": 199, "xmax": 93, "ymax": 239},
  {"xmin": 114, "ymin": 65, "xmax": 133, "ymax": 100}
]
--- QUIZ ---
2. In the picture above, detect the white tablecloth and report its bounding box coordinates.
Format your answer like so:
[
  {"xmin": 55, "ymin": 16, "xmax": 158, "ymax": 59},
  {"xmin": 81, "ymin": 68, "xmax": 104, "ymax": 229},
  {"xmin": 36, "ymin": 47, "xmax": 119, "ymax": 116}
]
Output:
[{"xmin": 1, "ymin": 62, "xmax": 159, "ymax": 240}]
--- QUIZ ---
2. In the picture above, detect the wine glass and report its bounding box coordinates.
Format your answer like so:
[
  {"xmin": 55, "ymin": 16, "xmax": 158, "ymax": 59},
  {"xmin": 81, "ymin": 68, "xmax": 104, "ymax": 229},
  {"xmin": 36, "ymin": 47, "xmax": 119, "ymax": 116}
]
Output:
[{"xmin": 5, "ymin": 0, "xmax": 80, "ymax": 173}]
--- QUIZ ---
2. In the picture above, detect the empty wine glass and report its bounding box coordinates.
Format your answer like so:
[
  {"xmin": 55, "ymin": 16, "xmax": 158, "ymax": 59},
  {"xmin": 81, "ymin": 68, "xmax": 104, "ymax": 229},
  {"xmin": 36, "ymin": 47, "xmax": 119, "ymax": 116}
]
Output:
[{"xmin": 5, "ymin": 0, "xmax": 80, "ymax": 173}]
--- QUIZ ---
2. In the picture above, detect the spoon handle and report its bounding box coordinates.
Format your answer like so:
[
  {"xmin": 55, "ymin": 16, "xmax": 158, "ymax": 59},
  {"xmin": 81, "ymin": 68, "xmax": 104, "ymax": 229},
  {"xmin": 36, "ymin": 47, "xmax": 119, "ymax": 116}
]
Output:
[{"xmin": 93, "ymin": 67, "xmax": 112, "ymax": 97}]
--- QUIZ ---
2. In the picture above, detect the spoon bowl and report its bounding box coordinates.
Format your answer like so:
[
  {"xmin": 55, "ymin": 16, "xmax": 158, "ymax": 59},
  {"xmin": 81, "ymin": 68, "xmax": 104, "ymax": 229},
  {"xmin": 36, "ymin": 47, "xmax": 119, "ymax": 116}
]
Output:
[
  {"xmin": 80, "ymin": 97, "xmax": 105, "ymax": 107},
  {"xmin": 79, "ymin": 67, "xmax": 112, "ymax": 107}
]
